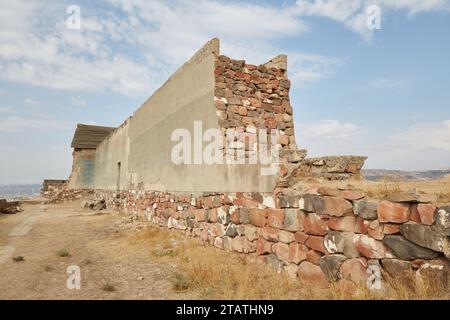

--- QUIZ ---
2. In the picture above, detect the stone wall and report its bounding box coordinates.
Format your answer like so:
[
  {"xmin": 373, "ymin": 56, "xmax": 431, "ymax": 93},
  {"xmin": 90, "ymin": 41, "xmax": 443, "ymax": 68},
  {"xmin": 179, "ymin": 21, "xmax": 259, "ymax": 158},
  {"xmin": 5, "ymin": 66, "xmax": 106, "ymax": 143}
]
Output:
[
  {"xmin": 67, "ymin": 148, "xmax": 96, "ymax": 189},
  {"xmin": 70, "ymin": 38, "xmax": 366, "ymax": 195},
  {"xmin": 95, "ymin": 187, "xmax": 449, "ymax": 285}
]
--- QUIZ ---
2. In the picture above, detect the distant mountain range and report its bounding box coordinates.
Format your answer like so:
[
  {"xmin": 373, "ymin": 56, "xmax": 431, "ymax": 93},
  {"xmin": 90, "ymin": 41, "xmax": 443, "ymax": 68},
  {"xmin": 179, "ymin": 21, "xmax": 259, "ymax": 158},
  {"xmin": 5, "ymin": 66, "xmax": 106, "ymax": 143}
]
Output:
[
  {"xmin": 0, "ymin": 170, "xmax": 449, "ymax": 198},
  {"xmin": 0, "ymin": 184, "xmax": 42, "ymax": 200},
  {"xmin": 363, "ymin": 169, "xmax": 450, "ymax": 181}
]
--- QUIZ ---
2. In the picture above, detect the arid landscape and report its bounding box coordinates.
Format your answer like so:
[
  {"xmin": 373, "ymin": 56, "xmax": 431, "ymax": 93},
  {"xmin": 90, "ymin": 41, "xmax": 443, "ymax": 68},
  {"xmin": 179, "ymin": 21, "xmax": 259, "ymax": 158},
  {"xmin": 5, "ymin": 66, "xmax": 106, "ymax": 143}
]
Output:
[
  {"xmin": 1, "ymin": 1, "xmax": 449, "ymax": 307},
  {"xmin": 1, "ymin": 175, "xmax": 449, "ymax": 300}
]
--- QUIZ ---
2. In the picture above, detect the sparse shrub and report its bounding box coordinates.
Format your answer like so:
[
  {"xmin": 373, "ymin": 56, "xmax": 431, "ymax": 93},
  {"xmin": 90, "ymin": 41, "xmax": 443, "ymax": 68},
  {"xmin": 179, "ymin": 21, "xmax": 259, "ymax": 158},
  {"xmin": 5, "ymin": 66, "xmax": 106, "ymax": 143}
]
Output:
[
  {"xmin": 172, "ymin": 272, "xmax": 191, "ymax": 291},
  {"xmin": 44, "ymin": 265, "xmax": 53, "ymax": 272},
  {"xmin": 56, "ymin": 248, "xmax": 70, "ymax": 257},
  {"xmin": 375, "ymin": 179, "xmax": 401, "ymax": 198},
  {"xmin": 152, "ymin": 248, "xmax": 178, "ymax": 258},
  {"xmin": 101, "ymin": 282, "xmax": 116, "ymax": 292},
  {"xmin": 12, "ymin": 256, "xmax": 25, "ymax": 262}
]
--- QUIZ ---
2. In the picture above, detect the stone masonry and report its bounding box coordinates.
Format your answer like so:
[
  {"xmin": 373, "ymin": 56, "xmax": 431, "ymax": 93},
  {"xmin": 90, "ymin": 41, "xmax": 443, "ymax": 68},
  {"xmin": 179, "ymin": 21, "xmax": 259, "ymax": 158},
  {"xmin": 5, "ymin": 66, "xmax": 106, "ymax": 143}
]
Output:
[{"xmin": 47, "ymin": 39, "xmax": 448, "ymax": 286}]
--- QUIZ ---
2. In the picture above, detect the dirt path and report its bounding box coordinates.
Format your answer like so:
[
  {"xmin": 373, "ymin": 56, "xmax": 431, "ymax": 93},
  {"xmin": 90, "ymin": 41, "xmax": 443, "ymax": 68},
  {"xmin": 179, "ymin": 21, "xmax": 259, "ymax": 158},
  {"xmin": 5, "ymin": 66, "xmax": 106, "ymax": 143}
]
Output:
[{"xmin": 0, "ymin": 200, "xmax": 195, "ymax": 299}]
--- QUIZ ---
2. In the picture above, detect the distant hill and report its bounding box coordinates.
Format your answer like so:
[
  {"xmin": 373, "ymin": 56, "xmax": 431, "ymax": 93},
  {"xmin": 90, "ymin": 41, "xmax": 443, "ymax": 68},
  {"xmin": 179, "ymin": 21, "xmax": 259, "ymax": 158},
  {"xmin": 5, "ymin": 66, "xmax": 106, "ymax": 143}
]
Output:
[
  {"xmin": 363, "ymin": 169, "xmax": 450, "ymax": 181},
  {"xmin": 0, "ymin": 184, "xmax": 42, "ymax": 200}
]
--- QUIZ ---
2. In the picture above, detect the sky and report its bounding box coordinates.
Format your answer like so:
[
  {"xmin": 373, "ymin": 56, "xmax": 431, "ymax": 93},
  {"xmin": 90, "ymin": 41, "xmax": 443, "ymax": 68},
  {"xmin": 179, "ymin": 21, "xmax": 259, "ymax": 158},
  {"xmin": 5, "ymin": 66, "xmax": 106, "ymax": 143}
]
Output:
[{"xmin": 0, "ymin": 0, "xmax": 449, "ymax": 185}]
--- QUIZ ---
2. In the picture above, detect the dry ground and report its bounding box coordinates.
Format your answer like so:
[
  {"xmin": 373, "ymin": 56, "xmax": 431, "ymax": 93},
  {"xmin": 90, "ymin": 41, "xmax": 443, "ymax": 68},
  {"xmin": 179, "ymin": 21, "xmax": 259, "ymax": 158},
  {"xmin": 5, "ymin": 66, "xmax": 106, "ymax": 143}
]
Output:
[
  {"xmin": 0, "ymin": 191, "xmax": 448, "ymax": 300},
  {"xmin": 0, "ymin": 200, "xmax": 195, "ymax": 299},
  {"xmin": 295, "ymin": 176, "xmax": 450, "ymax": 206}
]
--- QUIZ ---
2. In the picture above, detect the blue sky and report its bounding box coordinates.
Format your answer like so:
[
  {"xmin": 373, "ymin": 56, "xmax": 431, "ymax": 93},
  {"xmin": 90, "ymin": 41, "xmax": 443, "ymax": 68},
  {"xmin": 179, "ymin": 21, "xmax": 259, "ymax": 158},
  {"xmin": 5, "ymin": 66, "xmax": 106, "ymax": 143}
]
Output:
[{"xmin": 0, "ymin": 0, "xmax": 449, "ymax": 185}]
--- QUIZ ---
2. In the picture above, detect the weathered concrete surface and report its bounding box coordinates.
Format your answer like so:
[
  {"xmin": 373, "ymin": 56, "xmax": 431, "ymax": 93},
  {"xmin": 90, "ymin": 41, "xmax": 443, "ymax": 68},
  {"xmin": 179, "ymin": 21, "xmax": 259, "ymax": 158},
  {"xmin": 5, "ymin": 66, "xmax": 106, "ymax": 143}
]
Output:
[
  {"xmin": 67, "ymin": 149, "xmax": 97, "ymax": 189},
  {"xmin": 91, "ymin": 38, "xmax": 278, "ymax": 193},
  {"xmin": 95, "ymin": 118, "xmax": 130, "ymax": 190}
]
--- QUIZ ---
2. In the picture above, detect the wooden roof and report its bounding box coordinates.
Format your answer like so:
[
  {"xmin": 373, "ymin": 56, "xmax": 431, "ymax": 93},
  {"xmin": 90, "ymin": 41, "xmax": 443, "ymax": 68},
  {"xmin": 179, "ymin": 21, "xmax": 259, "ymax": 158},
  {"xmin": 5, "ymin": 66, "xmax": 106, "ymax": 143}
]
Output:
[{"xmin": 71, "ymin": 124, "xmax": 116, "ymax": 149}]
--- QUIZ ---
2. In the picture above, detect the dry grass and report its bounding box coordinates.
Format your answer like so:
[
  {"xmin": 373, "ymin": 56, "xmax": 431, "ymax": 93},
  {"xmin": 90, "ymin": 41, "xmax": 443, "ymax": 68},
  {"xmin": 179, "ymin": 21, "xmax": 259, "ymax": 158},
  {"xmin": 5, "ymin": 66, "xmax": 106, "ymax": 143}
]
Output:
[
  {"xmin": 12, "ymin": 256, "xmax": 25, "ymax": 262},
  {"xmin": 129, "ymin": 227, "xmax": 449, "ymax": 300},
  {"xmin": 56, "ymin": 248, "xmax": 70, "ymax": 257},
  {"xmin": 101, "ymin": 282, "xmax": 116, "ymax": 292},
  {"xmin": 370, "ymin": 179, "xmax": 401, "ymax": 199},
  {"xmin": 297, "ymin": 176, "xmax": 450, "ymax": 205}
]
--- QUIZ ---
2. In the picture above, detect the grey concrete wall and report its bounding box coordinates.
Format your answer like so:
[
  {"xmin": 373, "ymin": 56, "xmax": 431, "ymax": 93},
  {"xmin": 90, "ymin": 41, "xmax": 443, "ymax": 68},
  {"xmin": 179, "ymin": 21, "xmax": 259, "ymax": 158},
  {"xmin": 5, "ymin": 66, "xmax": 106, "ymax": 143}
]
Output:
[
  {"xmin": 94, "ymin": 119, "xmax": 130, "ymax": 190},
  {"xmin": 92, "ymin": 38, "xmax": 278, "ymax": 193}
]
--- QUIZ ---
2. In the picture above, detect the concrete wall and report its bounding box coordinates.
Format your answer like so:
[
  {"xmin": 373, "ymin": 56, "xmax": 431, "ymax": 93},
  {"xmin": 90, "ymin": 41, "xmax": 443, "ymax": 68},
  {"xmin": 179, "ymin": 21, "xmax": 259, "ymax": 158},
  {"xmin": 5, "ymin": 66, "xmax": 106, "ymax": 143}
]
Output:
[
  {"xmin": 93, "ymin": 38, "xmax": 278, "ymax": 193},
  {"xmin": 95, "ymin": 118, "xmax": 131, "ymax": 190},
  {"xmin": 67, "ymin": 149, "xmax": 96, "ymax": 189}
]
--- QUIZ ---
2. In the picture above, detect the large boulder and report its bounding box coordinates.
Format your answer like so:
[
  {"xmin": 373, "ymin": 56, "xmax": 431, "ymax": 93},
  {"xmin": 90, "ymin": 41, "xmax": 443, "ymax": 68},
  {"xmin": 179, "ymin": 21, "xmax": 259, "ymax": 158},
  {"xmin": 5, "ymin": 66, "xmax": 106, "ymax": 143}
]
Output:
[
  {"xmin": 378, "ymin": 201, "xmax": 410, "ymax": 223},
  {"xmin": 381, "ymin": 259, "xmax": 412, "ymax": 278},
  {"xmin": 339, "ymin": 258, "xmax": 368, "ymax": 284},
  {"xmin": 353, "ymin": 234, "xmax": 386, "ymax": 259},
  {"xmin": 400, "ymin": 222, "xmax": 448, "ymax": 254},
  {"xmin": 383, "ymin": 235, "xmax": 439, "ymax": 260},
  {"xmin": 319, "ymin": 254, "xmax": 347, "ymax": 282},
  {"xmin": 354, "ymin": 200, "xmax": 378, "ymax": 220},
  {"xmin": 324, "ymin": 231, "xmax": 359, "ymax": 258}
]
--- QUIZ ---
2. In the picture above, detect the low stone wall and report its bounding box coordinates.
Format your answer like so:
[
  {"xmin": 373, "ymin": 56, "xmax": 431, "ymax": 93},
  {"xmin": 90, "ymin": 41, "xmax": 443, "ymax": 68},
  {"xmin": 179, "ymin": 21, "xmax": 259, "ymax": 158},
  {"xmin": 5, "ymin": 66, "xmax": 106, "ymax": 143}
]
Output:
[
  {"xmin": 95, "ymin": 187, "xmax": 449, "ymax": 286},
  {"xmin": 41, "ymin": 187, "xmax": 93, "ymax": 203}
]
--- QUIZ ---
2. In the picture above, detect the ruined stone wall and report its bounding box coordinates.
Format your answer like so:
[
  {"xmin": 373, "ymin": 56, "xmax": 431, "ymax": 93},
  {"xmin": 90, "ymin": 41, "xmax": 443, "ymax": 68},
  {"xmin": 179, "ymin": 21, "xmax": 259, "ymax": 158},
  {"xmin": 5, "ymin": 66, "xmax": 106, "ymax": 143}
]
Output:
[
  {"xmin": 90, "ymin": 39, "xmax": 281, "ymax": 193},
  {"xmin": 62, "ymin": 37, "xmax": 449, "ymax": 286},
  {"xmin": 214, "ymin": 54, "xmax": 296, "ymax": 152},
  {"xmin": 95, "ymin": 187, "xmax": 449, "ymax": 285},
  {"xmin": 67, "ymin": 148, "xmax": 96, "ymax": 189}
]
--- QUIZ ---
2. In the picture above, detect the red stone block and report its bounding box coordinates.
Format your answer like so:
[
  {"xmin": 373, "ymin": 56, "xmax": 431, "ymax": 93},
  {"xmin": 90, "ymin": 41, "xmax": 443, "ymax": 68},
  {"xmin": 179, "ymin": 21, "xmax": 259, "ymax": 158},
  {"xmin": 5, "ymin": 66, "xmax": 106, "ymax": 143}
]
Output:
[
  {"xmin": 289, "ymin": 242, "xmax": 308, "ymax": 264},
  {"xmin": 194, "ymin": 209, "xmax": 207, "ymax": 222},
  {"xmin": 342, "ymin": 190, "xmax": 365, "ymax": 201},
  {"xmin": 378, "ymin": 200, "xmax": 410, "ymax": 223},
  {"xmin": 339, "ymin": 258, "xmax": 368, "ymax": 284},
  {"xmin": 417, "ymin": 203, "xmax": 436, "ymax": 225},
  {"xmin": 260, "ymin": 226, "xmax": 279, "ymax": 242},
  {"xmin": 249, "ymin": 209, "xmax": 267, "ymax": 227},
  {"xmin": 304, "ymin": 213, "xmax": 329, "ymax": 236},
  {"xmin": 294, "ymin": 231, "xmax": 309, "ymax": 244},
  {"xmin": 354, "ymin": 217, "xmax": 370, "ymax": 234},
  {"xmin": 297, "ymin": 261, "xmax": 328, "ymax": 286},
  {"xmin": 328, "ymin": 216, "xmax": 355, "ymax": 232},
  {"xmin": 230, "ymin": 208, "xmax": 240, "ymax": 224},
  {"xmin": 306, "ymin": 250, "xmax": 323, "ymax": 265},
  {"xmin": 305, "ymin": 236, "xmax": 327, "ymax": 255},
  {"xmin": 353, "ymin": 234, "xmax": 385, "ymax": 259},
  {"xmin": 209, "ymin": 208, "xmax": 218, "ymax": 223},
  {"xmin": 266, "ymin": 209, "xmax": 284, "ymax": 229},
  {"xmin": 255, "ymin": 238, "xmax": 272, "ymax": 255},
  {"xmin": 321, "ymin": 196, "xmax": 353, "ymax": 216},
  {"xmin": 410, "ymin": 204, "xmax": 421, "ymax": 223},
  {"xmin": 383, "ymin": 223, "xmax": 401, "ymax": 235},
  {"xmin": 273, "ymin": 242, "xmax": 290, "ymax": 263}
]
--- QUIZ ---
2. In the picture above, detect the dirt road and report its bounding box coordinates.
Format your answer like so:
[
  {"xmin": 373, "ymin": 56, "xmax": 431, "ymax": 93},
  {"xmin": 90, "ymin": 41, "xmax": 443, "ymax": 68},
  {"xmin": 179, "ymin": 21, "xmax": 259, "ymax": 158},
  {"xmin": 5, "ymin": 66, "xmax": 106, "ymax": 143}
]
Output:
[{"xmin": 0, "ymin": 200, "xmax": 194, "ymax": 299}]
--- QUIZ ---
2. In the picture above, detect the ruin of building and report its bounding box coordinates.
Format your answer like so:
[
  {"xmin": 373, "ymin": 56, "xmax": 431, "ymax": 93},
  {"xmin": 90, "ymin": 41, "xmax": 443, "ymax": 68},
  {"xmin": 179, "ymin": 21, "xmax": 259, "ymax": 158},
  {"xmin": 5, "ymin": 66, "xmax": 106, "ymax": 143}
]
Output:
[{"xmin": 53, "ymin": 39, "xmax": 447, "ymax": 284}]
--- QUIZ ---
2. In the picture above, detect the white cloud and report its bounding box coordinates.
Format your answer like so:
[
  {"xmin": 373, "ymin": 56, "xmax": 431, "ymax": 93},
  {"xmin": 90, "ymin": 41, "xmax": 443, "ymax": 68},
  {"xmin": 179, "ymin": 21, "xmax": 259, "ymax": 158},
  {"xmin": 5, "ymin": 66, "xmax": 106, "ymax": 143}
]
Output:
[
  {"xmin": 71, "ymin": 96, "xmax": 87, "ymax": 107},
  {"xmin": 392, "ymin": 120, "xmax": 450, "ymax": 152},
  {"xmin": 0, "ymin": 0, "xmax": 447, "ymax": 97},
  {"xmin": 24, "ymin": 98, "xmax": 39, "ymax": 106},
  {"xmin": 0, "ymin": 115, "xmax": 69, "ymax": 133},
  {"xmin": 296, "ymin": 118, "xmax": 450, "ymax": 170},
  {"xmin": 294, "ymin": 0, "xmax": 450, "ymax": 39},
  {"xmin": 289, "ymin": 53, "xmax": 337, "ymax": 86},
  {"xmin": 298, "ymin": 119, "xmax": 362, "ymax": 139}
]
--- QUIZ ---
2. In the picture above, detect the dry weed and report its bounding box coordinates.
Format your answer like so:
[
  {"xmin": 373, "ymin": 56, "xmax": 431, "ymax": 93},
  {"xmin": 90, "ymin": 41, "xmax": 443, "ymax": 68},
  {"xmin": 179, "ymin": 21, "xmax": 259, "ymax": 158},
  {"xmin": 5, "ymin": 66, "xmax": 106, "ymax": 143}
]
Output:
[{"xmin": 132, "ymin": 226, "xmax": 449, "ymax": 300}]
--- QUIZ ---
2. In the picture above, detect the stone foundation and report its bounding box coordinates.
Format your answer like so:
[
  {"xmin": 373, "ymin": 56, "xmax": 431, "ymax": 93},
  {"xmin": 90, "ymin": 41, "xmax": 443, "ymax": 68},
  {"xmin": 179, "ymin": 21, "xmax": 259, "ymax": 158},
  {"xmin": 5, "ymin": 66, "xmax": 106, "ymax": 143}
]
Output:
[{"xmin": 93, "ymin": 187, "xmax": 449, "ymax": 285}]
